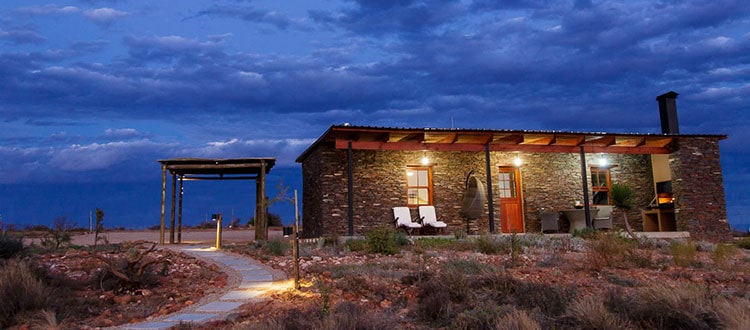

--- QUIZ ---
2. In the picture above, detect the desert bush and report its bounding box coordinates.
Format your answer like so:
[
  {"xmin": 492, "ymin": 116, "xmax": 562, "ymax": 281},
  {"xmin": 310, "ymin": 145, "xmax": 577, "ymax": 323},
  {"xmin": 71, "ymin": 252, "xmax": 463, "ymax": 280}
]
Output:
[
  {"xmin": 735, "ymin": 237, "xmax": 750, "ymax": 250},
  {"xmin": 512, "ymin": 281, "xmax": 578, "ymax": 317},
  {"xmin": 343, "ymin": 238, "xmax": 368, "ymax": 252},
  {"xmin": 631, "ymin": 283, "xmax": 721, "ymax": 329},
  {"xmin": 668, "ymin": 240, "xmax": 697, "ymax": 267},
  {"xmin": 0, "ymin": 259, "xmax": 53, "ymax": 328},
  {"xmin": 711, "ymin": 243, "xmax": 739, "ymax": 268},
  {"xmin": 95, "ymin": 242, "xmax": 170, "ymax": 290},
  {"xmin": 264, "ymin": 238, "xmax": 290, "ymax": 256},
  {"xmin": 323, "ymin": 301, "xmax": 392, "ymax": 330},
  {"xmin": 365, "ymin": 226, "xmax": 399, "ymax": 255},
  {"xmin": 39, "ymin": 216, "xmax": 75, "ymax": 250},
  {"xmin": 393, "ymin": 230, "xmax": 411, "ymax": 246},
  {"xmin": 495, "ymin": 309, "xmax": 541, "ymax": 330},
  {"xmin": 565, "ymin": 294, "xmax": 631, "ymax": 329},
  {"xmin": 583, "ymin": 232, "xmax": 634, "ymax": 270},
  {"xmin": 0, "ymin": 233, "xmax": 24, "ymax": 259},
  {"xmin": 474, "ymin": 234, "xmax": 507, "ymax": 255},
  {"xmin": 714, "ymin": 296, "xmax": 750, "ymax": 329},
  {"xmin": 571, "ymin": 227, "xmax": 600, "ymax": 240},
  {"xmin": 451, "ymin": 303, "xmax": 505, "ymax": 329},
  {"xmin": 415, "ymin": 237, "xmax": 474, "ymax": 251}
]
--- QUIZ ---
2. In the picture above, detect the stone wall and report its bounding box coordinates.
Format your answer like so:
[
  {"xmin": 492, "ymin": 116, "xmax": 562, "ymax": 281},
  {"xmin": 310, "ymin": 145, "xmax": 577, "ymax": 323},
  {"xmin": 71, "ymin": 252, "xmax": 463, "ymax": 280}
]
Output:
[
  {"xmin": 301, "ymin": 144, "xmax": 666, "ymax": 237},
  {"xmin": 670, "ymin": 137, "xmax": 730, "ymax": 241}
]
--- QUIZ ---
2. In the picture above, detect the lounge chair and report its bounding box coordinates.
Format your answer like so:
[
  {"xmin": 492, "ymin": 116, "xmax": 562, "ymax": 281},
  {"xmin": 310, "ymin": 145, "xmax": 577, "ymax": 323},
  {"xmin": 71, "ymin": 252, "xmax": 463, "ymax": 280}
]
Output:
[
  {"xmin": 418, "ymin": 206, "xmax": 447, "ymax": 234},
  {"xmin": 593, "ymin": 205, "xmax": 614, "ymax": 230},
  {"xmin": 393, "ymin": 207, "xmax": 421, "ymax": 235}
]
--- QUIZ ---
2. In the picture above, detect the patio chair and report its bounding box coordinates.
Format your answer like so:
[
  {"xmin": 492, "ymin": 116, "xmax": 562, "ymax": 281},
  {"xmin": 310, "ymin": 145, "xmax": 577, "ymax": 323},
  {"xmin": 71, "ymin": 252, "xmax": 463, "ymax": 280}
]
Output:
[
  {"xmin": 540, "ymin": 211, "xmax": 560, "ymax": 233},
  {"xmin": 418, "ymin": 206, "xmax": 447, "ymax": 234},
  {"xmin": 393, "ymin": 207, "xmax": 422, "ymax": 235},
  {"xmin": 593, "ymin": 205, "xmax": 614, "ymax": 230}
]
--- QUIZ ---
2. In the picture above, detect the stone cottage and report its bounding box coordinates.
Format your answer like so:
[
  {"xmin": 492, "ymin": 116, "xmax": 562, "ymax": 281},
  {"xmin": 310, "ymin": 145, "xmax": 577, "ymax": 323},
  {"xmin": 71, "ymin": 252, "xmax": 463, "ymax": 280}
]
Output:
[{"xmin": 295, "ymin": 92, "xmax": 730, "ymax": 241}]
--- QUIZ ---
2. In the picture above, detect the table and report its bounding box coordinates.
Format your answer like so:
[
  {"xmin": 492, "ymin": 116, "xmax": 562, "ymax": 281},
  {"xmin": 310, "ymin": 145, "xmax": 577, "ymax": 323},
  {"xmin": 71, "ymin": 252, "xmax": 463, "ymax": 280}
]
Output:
[{"xmin": 562, "ymin": 208, "xmax": 599, "ymax": 233}]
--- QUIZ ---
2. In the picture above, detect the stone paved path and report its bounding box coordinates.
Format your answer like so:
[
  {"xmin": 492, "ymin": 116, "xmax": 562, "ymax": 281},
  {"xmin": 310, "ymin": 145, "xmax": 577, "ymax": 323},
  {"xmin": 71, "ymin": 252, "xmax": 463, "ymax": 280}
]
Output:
[{"xmin": 115, "ymin": 245, "xmax": 288, "ymax": 330}]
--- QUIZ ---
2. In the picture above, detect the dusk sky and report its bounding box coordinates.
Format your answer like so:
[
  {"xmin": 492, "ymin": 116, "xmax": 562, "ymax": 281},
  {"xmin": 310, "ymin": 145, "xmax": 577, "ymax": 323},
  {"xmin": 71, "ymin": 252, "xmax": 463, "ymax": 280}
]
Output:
[{"xmin": 1, "ymin": 1, "xmax": 748, "ymax": 230}]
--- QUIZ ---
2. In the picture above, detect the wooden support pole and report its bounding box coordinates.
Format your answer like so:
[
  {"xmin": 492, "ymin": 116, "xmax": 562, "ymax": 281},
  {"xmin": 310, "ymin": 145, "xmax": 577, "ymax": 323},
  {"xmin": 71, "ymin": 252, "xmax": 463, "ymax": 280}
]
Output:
[
  {"xmin": 580, "ymin": 146, "xmax": 592, "ymax": 228},
  {"xmin": 215, "ymin": 213, "xmax": 222, "ymax": 249},
  {"xmin": 293, "ymin": 223, "xmax": 300, "ymax": 290},
  {"xmin": 485, "ymin": 144, "xmax": 496, "ymax": 233},
  {"xmin": 347, "ymin": 141, "xmax": 354, "ymax": 236},
  {"xmin": 255, "ymin": 161, "xmax": 268, "ymax": 241},
  {"xmin": 170, "ymin": 172, "xmax": 176, "ymax": 244},
  {"xmin": 160, "ymin": 165, "xmax": 166, "ymax": 244},
  {"xmin": 178, "ymin": 174, "xmax": 183, "ymax": 243}
]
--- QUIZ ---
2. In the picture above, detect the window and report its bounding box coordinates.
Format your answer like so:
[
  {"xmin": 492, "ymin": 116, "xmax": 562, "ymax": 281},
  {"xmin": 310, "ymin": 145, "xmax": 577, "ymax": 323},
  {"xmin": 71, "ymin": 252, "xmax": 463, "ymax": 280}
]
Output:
[
  {"xmin": 498, "ymin": 170, "xmax": 517, "ymax": 198},
  {"xmin": 406, "ymin": 167, "xmax": 432, "ymax": 206},
  {"xmin": 590, "ymin": 167, "xmax": 611, "ymax": 205}
]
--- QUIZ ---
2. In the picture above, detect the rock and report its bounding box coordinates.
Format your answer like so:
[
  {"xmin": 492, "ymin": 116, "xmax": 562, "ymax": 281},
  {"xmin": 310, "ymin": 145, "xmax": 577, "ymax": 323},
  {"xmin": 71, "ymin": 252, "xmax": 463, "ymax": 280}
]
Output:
[
  {"xmin": 184, "ymin": 300, "xmax": 194, "ymax": 306},
  {"xmin": 379, "ymin": 299, "xmax": 392, "ymax": 308},
  {"xmin": 225, "ymin": 313, "xmax": 241, "ymax": 322},
  {"xmin": 113, "ymin": 295, "xmax": 132, "ymax": 305}
]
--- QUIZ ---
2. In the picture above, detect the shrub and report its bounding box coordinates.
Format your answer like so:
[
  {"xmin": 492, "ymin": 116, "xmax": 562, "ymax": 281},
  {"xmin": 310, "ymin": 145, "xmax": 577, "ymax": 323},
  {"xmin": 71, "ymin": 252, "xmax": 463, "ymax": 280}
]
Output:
[
  {"xmin": 0, "ymin": 259, "xmax": 53, "ymax": 328},
  {"xmin": 668, "ymin": 240, "xmax": 697, "ymax": 267},
  {"xmin": 566, "ymin": 295, "xmax": 631, "ymax": 329},
  {"xmin": 474, "ymin": 234, "xmax": 507, "ymax": 255},
  {"xmin": 95, "ymin": 242, "xmax": 170, "ymax": 290},
  {"xmin": 711, "ymin": 243, "xmax": 739, "ymax": 268},
  {"xmin": 0, "ymin": 234, "xmax": 24, "ymax": 259},
  {"xmin": 495, "ymin": 309, "xmax": 541, "ymax": 330},
  {"xmin": 264, "ymin": 238, "xmax": 290, "ymax": 256},
  {"xmin": 344, "ymin": 238, "xmax": 368, "ymax": 252},
  {"xmin": 451, "ymin": 303, "xmax": 505, "ymax": 329},
  {"xmin": 365, "ymin": 226, "xmax": 399, "ymax": 255},
  {"xmin": 513, "ymin": 281, "xmax": 578, "ymax": 317},
  {"xmin": 630, "ymin": 283, "xmax": 722, "ymax": 329},
  {"xmin": 583, "ymin": 232, "xmax": 634, "ymax": 270},
  {"xmin": 736, "ymin": 237, "xmax": 750, "ymax": 250}
]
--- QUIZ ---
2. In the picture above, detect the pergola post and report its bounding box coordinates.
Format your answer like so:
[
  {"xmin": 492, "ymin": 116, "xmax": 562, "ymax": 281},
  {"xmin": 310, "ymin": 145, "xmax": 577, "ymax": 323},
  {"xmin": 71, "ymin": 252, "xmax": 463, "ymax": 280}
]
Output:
[
  {"xmin": 178, "ymin": 174, "xmax": 184, "ymax": 243},
  {"xmin": 255, "ymin": 160, "xmax": 268, "ymax": 241},
  {"xmin": 170, "ymin": 172, "xmax": 176, "ymax": 244},
  {"xmin": 160, "ymin": 164, "xmax": 167, "ymax": 244}
]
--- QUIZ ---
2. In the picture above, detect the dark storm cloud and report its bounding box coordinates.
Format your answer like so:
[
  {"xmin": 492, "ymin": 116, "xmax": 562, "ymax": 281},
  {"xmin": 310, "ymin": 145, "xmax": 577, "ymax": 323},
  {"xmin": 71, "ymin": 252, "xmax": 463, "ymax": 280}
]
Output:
[
  {"xmin": 0, "ymin": 28, "xmax": 46, "ymax": 44},
  {"xmin": 185, "ymin": 5, "xmax": 297, "ymax": 30}
]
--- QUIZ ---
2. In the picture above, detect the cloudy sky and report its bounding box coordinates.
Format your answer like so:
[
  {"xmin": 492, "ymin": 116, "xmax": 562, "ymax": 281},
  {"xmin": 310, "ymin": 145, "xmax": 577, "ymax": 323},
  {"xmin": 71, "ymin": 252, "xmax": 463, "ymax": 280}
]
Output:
[{"xmin": 1, "ymin": 0, "xmax": 748, "ymax": 229}]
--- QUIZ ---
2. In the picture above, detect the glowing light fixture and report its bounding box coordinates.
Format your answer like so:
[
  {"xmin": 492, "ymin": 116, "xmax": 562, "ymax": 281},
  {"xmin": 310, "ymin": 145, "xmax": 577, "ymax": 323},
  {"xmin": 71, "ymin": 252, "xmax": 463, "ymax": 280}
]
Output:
[
  {"xmin": 513, "ymin": 157, "xmax": 523, "ymax": 167},
  {"xmin": 421, "ymin": 156, "xmax": 430, "ymax": 165},
  {"xmin": 598, "ymin": 157, "xmax": 608, "ymax": 167}
]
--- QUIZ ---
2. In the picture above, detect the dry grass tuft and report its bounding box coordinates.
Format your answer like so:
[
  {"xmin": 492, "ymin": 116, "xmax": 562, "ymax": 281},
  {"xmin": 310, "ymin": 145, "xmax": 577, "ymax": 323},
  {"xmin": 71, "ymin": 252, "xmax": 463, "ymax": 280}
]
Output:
[
  {"xmin": 0, "ymin": 259, "xmax": 53, "ymax": 327},
  {"xmin": 495, "ymin": 309, "xmax": 541, "ymax": 330},
  {"xmin": 566, "ymin": 295, "xmax": 632, "ymax": 329}
]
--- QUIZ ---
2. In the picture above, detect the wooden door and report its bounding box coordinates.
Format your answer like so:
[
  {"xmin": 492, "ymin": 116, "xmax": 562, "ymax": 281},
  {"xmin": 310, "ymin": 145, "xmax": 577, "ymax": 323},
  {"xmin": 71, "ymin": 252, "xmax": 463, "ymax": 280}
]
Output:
[{"xmin": 498, "ymin": 166, "xmax": 524, "ymax": 233}]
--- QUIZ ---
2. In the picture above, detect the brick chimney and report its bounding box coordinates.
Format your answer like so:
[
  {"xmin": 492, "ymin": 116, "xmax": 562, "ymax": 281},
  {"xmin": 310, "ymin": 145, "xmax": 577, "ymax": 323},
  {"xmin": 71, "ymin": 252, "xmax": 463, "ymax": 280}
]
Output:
[{"xmin": 656, "ymin": 91, "xmax": 679, "ymax": 134}]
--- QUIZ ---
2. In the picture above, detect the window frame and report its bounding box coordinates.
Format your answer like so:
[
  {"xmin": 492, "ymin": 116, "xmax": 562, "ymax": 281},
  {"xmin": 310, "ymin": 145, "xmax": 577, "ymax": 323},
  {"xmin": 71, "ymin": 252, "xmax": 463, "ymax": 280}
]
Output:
[
  {"xmin": 590, "ymin": 167, "xmax": 612, "ymax": 205},
  {"xmin": 405, "ymin": 166, "xmax": 433, "ymax": 207}
]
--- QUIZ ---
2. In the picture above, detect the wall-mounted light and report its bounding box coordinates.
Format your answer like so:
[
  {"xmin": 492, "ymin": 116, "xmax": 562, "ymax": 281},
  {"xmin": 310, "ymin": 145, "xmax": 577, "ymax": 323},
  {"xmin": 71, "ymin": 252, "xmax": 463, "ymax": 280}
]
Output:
[
  {"xmin": 420, "ymin": 150, "xmax": 430, "ymax": 165},
  {"xmin": 513, "ymin": 157, "xmax": 523, "ymax": 167},
  {"xmin": 598, "ymin": 157, "xmax": 608, "ymax": 167}
]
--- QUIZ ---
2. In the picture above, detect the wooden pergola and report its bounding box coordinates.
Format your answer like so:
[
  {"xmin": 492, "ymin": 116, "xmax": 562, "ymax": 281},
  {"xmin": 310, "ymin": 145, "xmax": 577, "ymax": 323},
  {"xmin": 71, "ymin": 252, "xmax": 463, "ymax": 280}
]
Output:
[{"xmin": 157, "ymin": 158, "xmax": 275, "ymax": 244}]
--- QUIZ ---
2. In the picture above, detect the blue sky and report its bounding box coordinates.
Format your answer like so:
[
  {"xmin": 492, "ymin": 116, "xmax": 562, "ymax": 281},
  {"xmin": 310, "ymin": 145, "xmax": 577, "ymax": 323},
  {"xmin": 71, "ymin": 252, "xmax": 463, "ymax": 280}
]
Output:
[{"xmin": 0, "ymin": 0, "xmax": 748, "ymax": 230}]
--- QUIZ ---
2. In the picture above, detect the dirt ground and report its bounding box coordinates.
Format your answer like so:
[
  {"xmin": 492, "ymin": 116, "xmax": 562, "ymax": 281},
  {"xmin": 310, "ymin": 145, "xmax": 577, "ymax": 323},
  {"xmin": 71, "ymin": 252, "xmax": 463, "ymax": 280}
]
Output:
[{"xmin": 69, "ymin": 227, "xmax": 287, "ymax": 246}]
